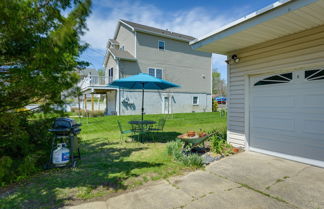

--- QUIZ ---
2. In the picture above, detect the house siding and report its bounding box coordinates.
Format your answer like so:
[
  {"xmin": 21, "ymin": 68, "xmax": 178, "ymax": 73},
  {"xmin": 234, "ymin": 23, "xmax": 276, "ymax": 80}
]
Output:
[
  {"xmin": 119, "ymin": 90, "xmax": 211, "ymax": 115},
  {"xmin": 136, "ymin": 32, "xmax": 212, "ymax": 94},
  {"xmin": 116, "ymin": 24, "xmax": 135, "ymax": 56},
  {"xmin": 228, "ymin": 24, "xmax": 324, "ymax": 148},
  {"xmin": 105, "ymin": 54, "xmax": 119, "ymax": 81},
  {"xmin": 119, "ymin": 60, "xmax": 141, "ymax": 78}
]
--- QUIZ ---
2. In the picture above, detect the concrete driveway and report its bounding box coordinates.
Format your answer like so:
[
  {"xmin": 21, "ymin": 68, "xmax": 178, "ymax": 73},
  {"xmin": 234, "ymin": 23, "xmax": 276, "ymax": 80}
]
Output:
[{"xmin": 67, "ymin": 152, "xmax": 324, "ymax": 209}]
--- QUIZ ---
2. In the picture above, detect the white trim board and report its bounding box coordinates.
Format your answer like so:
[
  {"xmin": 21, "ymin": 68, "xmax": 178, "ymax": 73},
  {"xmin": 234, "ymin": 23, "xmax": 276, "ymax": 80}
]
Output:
[
  {"xmin": 249, "ymin": 147, "xmax": 324, "ymax": 168},
  {"xmin": 190, "ymin": 0, "xmax": 317, "ymax": 49}
]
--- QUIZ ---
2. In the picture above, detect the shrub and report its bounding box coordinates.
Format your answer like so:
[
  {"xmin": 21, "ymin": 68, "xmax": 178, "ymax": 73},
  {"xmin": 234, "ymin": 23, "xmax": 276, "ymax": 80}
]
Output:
[
  {"xmin": 70, "ymin": 107, "xmax": 79, "ymax": 112},
  {"xmin": 209, "ymin": 127, "xmax": 233, "ymax": 155},
  {"xmin": 181, "ymin": 153, "xmax": 203, "ymax": 167},
  {"xmin": 73, "ymin": 110, "xmax": 105, "ymax": 117},
  {"xmin": 89, "ymin": 110, "xmax": 105, "ymax": 117},
  {"xmin": 212, "ymin": 100, "xmax": 218, "ymax": 112},
  {"xmin": 166, "ymin": 140, "xmax": 183, "ymax": 156},
  {"xmin": 166, "ymin": 140, "xmax": 203, "ymax": 167},
  {"xmin": 0, "ymin": 112, "xmax": 53, "ymax": 186}
]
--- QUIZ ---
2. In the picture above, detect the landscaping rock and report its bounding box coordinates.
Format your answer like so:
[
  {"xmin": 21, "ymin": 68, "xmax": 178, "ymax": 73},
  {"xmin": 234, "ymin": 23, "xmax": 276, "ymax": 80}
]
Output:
[{"xmin": 202, "ymin": 153, "xmax": 222, "ymax": 165}]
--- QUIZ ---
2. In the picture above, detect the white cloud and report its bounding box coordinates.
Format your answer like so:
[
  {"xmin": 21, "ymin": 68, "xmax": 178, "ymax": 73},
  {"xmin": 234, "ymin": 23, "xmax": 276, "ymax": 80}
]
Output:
[
  {"xmin": 83, "ymin": 0, "xmax": 233, "ymax": 50},
  {"xmin": 81, "ymin": 0, "xmax": 237, "ymax": 77}
]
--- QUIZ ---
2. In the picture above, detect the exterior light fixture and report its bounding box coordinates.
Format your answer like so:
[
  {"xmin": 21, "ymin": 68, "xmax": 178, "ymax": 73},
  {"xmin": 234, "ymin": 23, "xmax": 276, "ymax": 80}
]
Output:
[
  {"xmin": 232, "ymin": 54, "xmax": 240, "ymax": 63},
  {"xmin": 225, "ymin": 54, "xmax": 240, "ymax": 64}
]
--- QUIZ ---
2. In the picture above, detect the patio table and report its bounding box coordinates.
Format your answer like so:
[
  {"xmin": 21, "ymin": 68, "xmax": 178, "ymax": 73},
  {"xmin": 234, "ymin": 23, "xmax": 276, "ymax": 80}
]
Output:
[{"xmin": 128, "ymin": 120, "xmax": 156, "ymax": 132}]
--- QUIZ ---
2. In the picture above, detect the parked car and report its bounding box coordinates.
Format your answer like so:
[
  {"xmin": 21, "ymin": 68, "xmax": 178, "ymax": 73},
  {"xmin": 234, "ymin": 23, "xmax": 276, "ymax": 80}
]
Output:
[{"xmin": 215, "ymin": 97, "xmax": 226, "ymax": 104}]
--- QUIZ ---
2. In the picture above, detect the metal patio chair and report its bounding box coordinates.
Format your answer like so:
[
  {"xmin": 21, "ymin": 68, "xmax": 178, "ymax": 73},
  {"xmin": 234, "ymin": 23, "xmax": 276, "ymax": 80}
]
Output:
[
  {"xmin": 117, "ymin": 121, "xmax": 133, "ymax": 142},
  {"xmin": 148, "ymin": 118, "xmax": 166, "ymax": 132}
]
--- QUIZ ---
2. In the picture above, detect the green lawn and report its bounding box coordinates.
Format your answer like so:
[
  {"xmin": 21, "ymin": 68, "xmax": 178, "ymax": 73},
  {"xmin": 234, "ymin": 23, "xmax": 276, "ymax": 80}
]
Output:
[{"xmin": 0, "ymin": 112, "xmax": 226, "ymax": 209}]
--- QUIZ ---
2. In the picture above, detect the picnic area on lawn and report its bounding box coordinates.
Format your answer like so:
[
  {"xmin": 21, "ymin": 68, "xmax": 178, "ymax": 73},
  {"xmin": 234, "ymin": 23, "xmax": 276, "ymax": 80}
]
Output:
[{"xmin": 0, "ymin": 112, "xmax": 226, "ymax": 209}]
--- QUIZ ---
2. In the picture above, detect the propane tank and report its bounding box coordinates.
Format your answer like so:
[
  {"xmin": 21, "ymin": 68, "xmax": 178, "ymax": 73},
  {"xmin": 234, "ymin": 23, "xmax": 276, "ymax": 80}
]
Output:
[{"xmin": 52, "ymin": 143, "xmax": 70, "ymax": 166}]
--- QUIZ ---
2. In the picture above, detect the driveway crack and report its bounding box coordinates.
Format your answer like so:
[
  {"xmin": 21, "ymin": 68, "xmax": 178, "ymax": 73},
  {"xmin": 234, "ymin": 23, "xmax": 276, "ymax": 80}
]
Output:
[{"xmin": 207, "ymin": 171, "xmax": 301, "ymax": 209}]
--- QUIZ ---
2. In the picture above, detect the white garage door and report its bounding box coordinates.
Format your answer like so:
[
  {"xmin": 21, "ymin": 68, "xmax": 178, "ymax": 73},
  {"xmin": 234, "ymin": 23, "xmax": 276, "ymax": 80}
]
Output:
[{"xmin": 250, "ymin": 69, "xmax": 324, "ymax": 167}]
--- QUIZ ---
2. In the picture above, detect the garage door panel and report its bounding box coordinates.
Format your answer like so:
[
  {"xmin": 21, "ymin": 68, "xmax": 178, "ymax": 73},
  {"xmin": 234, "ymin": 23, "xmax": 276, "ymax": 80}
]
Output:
[
  {"xmin": 252, "ymin": 130, "xmax": 324, "ymax": 147},
  {"xmin": 251, "ymin": 95, "xmax": 295, "ymax": 108},
  {"xmin": 303, "ymin": 119, "xmax": 324, "ymax": 134},
  {"xmin": 251, "ymin": 135, "xmax": 324, "ymax": 161},
  {"xmin": 301, "ymin": 94, "xmax": 324, "ymax": 107},
  {"xmin": 251, "ymin": 117, "xmax": 294, "ymax": 131},
  {"xmin": 250, "ymin": 69, "xmax": 324, "ymax": 166}
]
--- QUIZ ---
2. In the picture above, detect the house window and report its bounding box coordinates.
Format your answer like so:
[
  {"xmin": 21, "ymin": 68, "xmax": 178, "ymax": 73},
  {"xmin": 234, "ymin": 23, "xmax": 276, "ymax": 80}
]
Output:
[
  {"xmin": 158, "ymin": 41, "xmax": 165, "ymax": 50},
  {"xmin": 149, "ymin": 68, "xmax": 155, "ymax": 77},
  {"xmin": 193, "ymin": 96, "xmax": 199, "ymax": 105},
  {"xmin": 305, "ymin": 69, "xmax": 324, "ymax": 81},
  {"xmin": 148, "ymin": 68, "xmax": 163, "ymax": 79},
  {"xmin": 108, "ymin": 68, "xmax": 113, "ymax": 83},
  {"xmin": 254, "ymin": 73, "xmax": 292, "ymax": 86}
]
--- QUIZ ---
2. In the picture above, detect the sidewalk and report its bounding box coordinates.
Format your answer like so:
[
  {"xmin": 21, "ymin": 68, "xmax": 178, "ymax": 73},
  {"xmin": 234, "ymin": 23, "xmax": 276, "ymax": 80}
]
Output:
[{"xmin": 66, "ymin": 152, "xmax": 324, "ymax": 209}]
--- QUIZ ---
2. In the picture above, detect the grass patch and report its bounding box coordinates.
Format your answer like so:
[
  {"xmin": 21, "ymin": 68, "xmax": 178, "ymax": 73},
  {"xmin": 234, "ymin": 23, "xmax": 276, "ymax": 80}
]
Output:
[{"xmin": 0, "ymin": 112, "xmax": 226, "ymax": 208}]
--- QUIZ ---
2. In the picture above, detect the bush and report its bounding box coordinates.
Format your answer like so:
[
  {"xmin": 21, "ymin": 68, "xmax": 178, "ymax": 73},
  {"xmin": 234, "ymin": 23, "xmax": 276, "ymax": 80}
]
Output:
[
  {"xmin": 166, "ymin": 140, "xmax": 183, "ymax": 156},
  {"xmin": 166, "ymin": 140, "xmax": 203, "ymax": 167},
  {"xmin": 181, "ymin": 153, "xmax": 203, "ymax": 167},
  {"xmin": 70, "ymin": 107, "xmax": 79, "ymax": 112},
  {"xmin": 212, "ymin": 100, "xmax": 218, "ymax": 112},
  {"xmin": 0, "ymin": 112, "xmax": 53, "ymax": 186},
  {"xmin": 73, "ymin": 110, "xmax": 105, "ymax": 117},
  {"xmin": 209, "ymin": 127, "xmax": 233, "ymax": 155}
]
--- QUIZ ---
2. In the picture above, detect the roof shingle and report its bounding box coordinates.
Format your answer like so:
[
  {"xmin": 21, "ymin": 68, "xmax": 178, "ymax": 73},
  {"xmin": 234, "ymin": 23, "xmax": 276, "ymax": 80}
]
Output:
[
  {"xmin": 109, "ymin": 48, "xmax": 136, "ymax": 61},
  {"xmin": 120, "ymin": 19, "xmax": 195, "ymax": 42}
]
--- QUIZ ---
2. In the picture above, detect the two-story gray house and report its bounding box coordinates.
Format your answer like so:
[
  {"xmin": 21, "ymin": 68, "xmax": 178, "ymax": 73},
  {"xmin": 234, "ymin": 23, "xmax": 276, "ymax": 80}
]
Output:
[{"xmin": 80, "ymin": 20, "xmax": 212, "ymax": 115}]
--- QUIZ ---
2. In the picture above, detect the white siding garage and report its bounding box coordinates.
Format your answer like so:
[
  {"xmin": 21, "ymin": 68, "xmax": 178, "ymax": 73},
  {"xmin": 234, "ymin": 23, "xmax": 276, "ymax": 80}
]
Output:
[
  {"xmin": 249, "ymin": 69, "xmax": 324, "ymax": 166},
  {"xmin": 190, "ymin": 0, "xmax": 324, "ymax": 167}
]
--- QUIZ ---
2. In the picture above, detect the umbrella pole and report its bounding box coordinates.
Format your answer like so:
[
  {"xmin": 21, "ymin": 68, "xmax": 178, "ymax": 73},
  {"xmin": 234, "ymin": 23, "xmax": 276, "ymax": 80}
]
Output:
[{"xmin": 141, "ymin": 83, "xmax": 144, "ymax": 122}]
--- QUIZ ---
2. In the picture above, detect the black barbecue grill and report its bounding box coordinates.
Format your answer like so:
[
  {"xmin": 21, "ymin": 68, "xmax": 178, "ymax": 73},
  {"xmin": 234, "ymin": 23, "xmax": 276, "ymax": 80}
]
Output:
[
  {"xmin": 49, "ymin": 118, "xmax": 81, "ymax": 136},
  {"xmin": 47, "ymin": 118, "xmax": 82, "ymax": 168}
]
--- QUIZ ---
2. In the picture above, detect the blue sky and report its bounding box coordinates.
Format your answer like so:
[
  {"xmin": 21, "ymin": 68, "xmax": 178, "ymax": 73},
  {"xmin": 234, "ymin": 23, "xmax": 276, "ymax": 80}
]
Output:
[{"xmin": 81, "ymin": 0, "xmax": 277, "ymax": 80}]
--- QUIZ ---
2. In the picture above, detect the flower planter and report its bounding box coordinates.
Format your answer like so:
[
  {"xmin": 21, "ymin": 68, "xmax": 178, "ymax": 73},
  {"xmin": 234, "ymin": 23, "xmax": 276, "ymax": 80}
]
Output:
[{"xmin": 232, "ymin": 147, "xmax": 240, "ymax": 153}]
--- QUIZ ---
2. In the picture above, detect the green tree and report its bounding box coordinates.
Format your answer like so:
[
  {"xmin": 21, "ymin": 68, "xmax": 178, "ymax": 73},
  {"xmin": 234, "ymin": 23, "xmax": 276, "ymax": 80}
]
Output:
[
  {"xmin": 98, "ymin": 68, "xmax": 105, "ymax": 76},
  {"xmin": 0, "ymin": 0, "xmax": 91, "ymax": 185},
  {"xmin": 0, "ymin": 0, "xmax": 92, "ymax": 113},
  {"xmin": 212, "ymin": 69, "xmax": 227, "ymax": 96}
]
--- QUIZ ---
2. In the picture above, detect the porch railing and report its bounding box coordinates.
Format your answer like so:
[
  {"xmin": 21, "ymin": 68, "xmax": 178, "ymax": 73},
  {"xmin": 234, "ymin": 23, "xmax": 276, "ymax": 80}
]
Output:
[{"xmin": 78, "ymin": 75, "xmax": 113, "ymax": 90}]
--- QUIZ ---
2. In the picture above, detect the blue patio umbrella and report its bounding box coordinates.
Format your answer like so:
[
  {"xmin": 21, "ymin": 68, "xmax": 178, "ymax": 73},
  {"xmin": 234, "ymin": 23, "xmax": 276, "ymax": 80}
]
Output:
[{"xmin": 109, "ymin": 73, "xmax": 180, "ymax": 121}]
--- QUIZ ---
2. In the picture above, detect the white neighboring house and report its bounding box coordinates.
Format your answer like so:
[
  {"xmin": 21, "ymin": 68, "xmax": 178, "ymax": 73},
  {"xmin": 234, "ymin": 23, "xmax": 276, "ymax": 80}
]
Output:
[
  {"xmin": 191, "ymin": 0, "xmax": 324, "ymax": 167},
  {"xmin": 79, "ymin": 19, "xmax": 212, "ymax": 115}
]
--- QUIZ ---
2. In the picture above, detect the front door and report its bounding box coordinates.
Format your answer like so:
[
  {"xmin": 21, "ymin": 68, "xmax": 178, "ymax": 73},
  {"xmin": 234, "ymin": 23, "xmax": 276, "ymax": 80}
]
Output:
[{"xmin": 163, "ymin": 96, "xmax": 170, "ymax": 114}]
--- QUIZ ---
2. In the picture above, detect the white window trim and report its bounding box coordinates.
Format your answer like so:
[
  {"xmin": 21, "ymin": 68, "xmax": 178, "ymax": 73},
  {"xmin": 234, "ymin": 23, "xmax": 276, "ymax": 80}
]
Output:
[
  {"xmin": 192, "ymin": 96, "xmax": 199, "ymax": 105},
  {"xmin": 147, "ymin": 67, "xmax": 163, "ymax": 79},
  {"xmin": 158, "ymin": 40, "xmax": 165, "ymax": 51}
]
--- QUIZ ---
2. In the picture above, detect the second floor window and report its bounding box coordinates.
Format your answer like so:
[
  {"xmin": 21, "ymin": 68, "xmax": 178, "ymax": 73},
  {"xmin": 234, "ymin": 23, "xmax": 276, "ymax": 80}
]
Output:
[
  {"xmin": 148, "ymin": 68, "xmax": 163, "ymax": 79},
  {"xmin": 108, "ymin": 68, "xmax": 113, "ymax": 83},
  {"xmin": 158, "ymin": 41, "xmax": 165, "ymax": 50}
]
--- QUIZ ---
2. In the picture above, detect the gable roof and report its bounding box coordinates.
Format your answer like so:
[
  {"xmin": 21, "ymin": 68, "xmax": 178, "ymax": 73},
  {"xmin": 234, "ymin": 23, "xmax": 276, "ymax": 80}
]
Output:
[
  {"xmin": 190, "ymin": 0, "xmax": 324, "ymax": 54},
  {"xmin": 109, "ymin": 39, "xmax": 120, "ymax": 45},
  {"xmin": 108, "ymin": 48, "xmax": 136, "ymax": 61},
  {"xmin": 120, "ymin": 19, "xmax": 195, "ymax": 42}
]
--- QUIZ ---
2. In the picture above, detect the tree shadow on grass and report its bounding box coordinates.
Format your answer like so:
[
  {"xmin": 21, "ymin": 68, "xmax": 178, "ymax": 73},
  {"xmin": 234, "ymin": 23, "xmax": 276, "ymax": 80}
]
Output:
[
  {"xmin": 0, "ymin": 138, "xmax": 163, "ymax": 209},
  {"xmin": 130, "ymin": 131, "xmax": 182, "ymax": 143}
]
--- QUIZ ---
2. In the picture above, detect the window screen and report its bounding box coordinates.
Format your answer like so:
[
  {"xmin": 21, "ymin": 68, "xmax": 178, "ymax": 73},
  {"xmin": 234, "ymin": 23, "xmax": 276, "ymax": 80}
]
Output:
[
  {"xmin": 148, "ymin": 68, "xmax": 155, "ymax": 77},
  {"xmin": 193, "ymin": 96, "xmax": 199, "ymax": 105},
  {"xmin": 254, "ymin": 73, "xmax": 292, "ymax": 86},
  {"xmin": 156, "ymin": 69, "xmax": 162, "ymax": 79},
  {"xmin": 158, "ymin": 41, "xmax": 165, "ymax": 50},
  {"xmin": 305, "ymin": 69, "xmax": 324, "ymax": 81}
]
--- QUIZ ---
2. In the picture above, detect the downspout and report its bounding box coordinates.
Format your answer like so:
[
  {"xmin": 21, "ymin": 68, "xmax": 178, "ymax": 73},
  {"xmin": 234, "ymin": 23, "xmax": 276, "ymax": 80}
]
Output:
[{"xmin": 116, "ymin": 58, "xmax": 121, "ymax": 115}]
